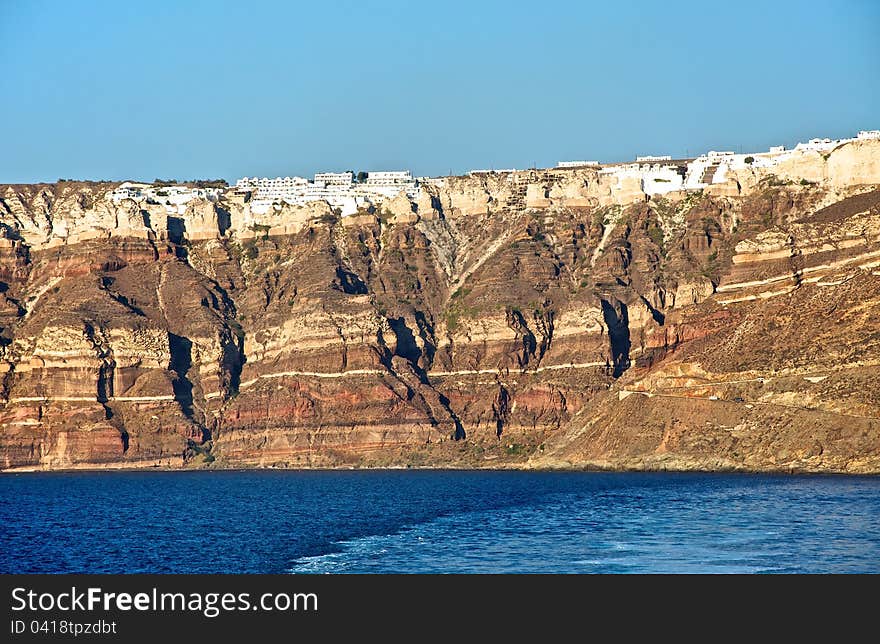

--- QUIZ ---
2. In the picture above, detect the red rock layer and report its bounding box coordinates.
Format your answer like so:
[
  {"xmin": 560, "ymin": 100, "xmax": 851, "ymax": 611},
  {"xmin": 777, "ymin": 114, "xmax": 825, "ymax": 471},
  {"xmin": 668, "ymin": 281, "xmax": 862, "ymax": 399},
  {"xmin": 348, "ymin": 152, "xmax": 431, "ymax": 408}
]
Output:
[{"xmin": 1, "ymin": 175, "xmax": 879, "ymax": 472}]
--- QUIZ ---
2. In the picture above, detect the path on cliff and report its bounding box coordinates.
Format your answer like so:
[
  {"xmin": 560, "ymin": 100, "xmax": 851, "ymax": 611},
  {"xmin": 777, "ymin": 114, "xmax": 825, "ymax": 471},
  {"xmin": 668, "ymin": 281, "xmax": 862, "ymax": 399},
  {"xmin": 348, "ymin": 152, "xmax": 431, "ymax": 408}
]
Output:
[
  {"xmin": 619, "ymin": 389, "xmax": 879, "ymax": 422},
  {"xmin": 231, "ymin": 360, "xmax": 611, "ymax": 392},
  {"xmin": 2, "ymin": 361, "xmax": 613, "ymax": 405},
  {"xmin": 624, "ymin": 359, "xmax": 880, "ymax": 392},
  {"xmin": 5, "ymin": 394, "xmax": 176, "ymax": 404}
]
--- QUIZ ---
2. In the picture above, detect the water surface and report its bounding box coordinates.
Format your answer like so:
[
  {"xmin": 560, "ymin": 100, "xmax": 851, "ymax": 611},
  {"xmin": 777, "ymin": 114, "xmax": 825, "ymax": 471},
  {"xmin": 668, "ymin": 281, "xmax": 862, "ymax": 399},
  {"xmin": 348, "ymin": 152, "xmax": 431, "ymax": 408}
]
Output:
[{"xmin": 1, "ymin": 471, "xmax": 877, "ymax": 573}]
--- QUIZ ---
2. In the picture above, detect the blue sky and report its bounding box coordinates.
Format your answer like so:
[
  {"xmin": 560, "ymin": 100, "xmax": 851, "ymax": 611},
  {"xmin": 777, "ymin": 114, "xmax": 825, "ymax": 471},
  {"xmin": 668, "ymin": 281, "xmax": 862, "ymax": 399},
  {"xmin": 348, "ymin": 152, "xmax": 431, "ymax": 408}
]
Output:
[{"xmin": 1, "ymin": 0, "xmax": 878, "ymax": 182}]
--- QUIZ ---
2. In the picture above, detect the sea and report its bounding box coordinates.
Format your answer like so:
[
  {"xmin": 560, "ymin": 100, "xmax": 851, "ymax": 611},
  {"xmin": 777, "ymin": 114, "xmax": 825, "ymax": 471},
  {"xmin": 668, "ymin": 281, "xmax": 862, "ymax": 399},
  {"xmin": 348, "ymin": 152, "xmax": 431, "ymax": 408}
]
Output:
[{"xmin": 1, "ymin": 470, "xmax": 878, "ymax": 574}]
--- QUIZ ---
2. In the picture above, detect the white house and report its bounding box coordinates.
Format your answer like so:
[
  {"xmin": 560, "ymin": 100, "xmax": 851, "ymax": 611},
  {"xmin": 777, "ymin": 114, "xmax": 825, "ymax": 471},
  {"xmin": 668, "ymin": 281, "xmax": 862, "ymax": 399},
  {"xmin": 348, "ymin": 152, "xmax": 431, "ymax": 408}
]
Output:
[
  {"xmin": 641, "ymin": 166, "xmax": 684, "ymax": 195},
  {"xmin": 358, "ymin": 170, "xmax": 418, "ymax": 199},
  {"xmin": 364, "ymin": 170, "xmax": 412, "ymax": 185},
  {"xmin": 109, "ymin": 182, "xmax": 220, "ymax": 212},
  {"xmin": 110, "ymin": 184, "xmax": 143, "ymax": 202},
  {"xmin": 794, "ymin": 138, "xmax": 839, "ymax": 152},
  {"xmin": 314, "ymin": 172, "xmax": 354, "ymax": 187}
]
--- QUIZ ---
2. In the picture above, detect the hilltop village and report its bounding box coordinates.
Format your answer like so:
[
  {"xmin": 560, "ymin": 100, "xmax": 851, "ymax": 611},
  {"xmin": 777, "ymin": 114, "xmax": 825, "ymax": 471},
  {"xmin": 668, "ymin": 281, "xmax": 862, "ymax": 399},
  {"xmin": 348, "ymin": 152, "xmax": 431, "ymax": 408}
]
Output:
[{"xmin": 108, "ymin": 129, "xmax": 880, "ymax": 216}]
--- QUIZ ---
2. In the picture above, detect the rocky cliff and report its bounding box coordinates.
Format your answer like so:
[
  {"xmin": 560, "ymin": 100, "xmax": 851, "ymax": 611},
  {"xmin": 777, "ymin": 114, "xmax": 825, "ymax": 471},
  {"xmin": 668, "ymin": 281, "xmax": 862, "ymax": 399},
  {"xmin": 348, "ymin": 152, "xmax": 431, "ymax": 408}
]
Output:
[{"xmin": 2, "ymin": 140, "xmax": 879, "ymax": 472}]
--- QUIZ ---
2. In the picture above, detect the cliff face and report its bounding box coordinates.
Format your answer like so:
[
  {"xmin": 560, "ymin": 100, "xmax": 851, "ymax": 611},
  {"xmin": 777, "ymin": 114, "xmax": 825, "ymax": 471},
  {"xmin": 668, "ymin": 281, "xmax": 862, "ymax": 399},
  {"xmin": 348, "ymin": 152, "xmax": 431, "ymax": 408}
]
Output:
[{"xmin": 2, "ymin": 140, "xmax": 880, "ymax": 472}]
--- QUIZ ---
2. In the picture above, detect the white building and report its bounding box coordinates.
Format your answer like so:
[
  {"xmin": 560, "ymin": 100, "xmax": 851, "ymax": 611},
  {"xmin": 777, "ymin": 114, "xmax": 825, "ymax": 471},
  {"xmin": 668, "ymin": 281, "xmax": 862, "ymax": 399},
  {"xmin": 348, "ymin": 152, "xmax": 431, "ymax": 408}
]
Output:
[
  {"xmin": 597, "ymin": 161, "xmax": 684, "ymax": 196},
  {"xmin": 358, "ymin": 170, "xmax": 418, "ymax": 200},
  {"xmin": 794, "ymin": 138, "xmax": 839, "ymax": 152},
  {"xmin": 857, "ymin": 130, "xmax": 880, "ymax": 140},
  {"xmin": 636, "ymin": 155, "xmax": 672, "ymax": 162},
  {"xmin": 641, "ymin": 167, "xmax": 685, "ymax": 195},
  {"xmin": 110, "ymin": 184, "xmax": 143, "ymax": 202},
  {"xmin": 236, "ymin": 176, "xmax": 309, "ymax": 191},
  {"xmin": 364, "ymin": 170, "xmax": 412, "ymax": 185},
  {"xmin": 235, "ymin": 169, "xmax": 418, "ymax": 216},
  {"xmin": 314, "ymin": 172, "xmax": 354, "ymax": 187},
  {"xmin": 145, "ymin": 185, "xmax": 222, "ymax": 213},
  {"xmin": 109, "ymin": 182, "xmax": 221, "ymax": 212}
]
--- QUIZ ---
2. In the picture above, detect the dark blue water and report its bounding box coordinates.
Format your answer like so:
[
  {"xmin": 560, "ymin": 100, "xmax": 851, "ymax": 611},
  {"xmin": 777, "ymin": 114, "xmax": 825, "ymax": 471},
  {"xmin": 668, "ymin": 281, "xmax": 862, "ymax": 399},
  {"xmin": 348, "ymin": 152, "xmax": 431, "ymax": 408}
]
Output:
[{"xmin": 1, "ymin": 471, "xmax": 878, "ymax": 573}]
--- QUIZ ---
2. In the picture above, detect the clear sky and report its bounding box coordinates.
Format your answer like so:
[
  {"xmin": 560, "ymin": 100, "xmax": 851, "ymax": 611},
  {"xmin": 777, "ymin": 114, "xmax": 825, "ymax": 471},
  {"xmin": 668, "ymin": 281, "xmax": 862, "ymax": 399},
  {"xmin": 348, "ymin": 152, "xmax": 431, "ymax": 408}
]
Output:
[{"xmin": 1, "ymin": 0, "xmax": 878, "ymax": 183}]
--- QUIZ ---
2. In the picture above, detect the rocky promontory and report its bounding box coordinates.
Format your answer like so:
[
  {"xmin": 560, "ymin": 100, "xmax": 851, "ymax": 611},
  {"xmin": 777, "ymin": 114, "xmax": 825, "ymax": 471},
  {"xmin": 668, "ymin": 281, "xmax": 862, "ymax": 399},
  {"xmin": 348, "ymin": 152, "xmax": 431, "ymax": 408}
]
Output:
[{"xmin": 2, "ymin": 139, "xmax": 879, "ymax": 473}]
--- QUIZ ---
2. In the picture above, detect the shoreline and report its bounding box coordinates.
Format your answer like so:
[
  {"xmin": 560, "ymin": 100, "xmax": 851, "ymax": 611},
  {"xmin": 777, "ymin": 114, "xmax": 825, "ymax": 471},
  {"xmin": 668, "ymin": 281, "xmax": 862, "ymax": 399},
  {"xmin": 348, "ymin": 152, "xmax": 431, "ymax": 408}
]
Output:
[{"xmin": 3, "ymin": 461, "xmax": 878, "ymax": 476}]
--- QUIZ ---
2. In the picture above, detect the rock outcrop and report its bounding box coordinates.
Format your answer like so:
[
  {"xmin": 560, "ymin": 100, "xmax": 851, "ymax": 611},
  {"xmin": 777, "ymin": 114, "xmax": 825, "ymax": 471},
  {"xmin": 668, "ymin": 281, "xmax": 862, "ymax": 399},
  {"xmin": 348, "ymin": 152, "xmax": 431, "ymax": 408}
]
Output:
[{"xmin": 2, "ymin": 140, "xmax": 880, "ymax": 472}]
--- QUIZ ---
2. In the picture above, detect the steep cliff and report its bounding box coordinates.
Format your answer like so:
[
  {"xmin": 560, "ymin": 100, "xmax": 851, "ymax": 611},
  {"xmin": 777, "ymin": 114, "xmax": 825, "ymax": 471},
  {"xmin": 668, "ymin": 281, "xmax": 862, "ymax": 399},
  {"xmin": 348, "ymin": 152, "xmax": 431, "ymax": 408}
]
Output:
[{"xmin": 2, "ymin": 140, "xmax": 879, "ymax": 472}]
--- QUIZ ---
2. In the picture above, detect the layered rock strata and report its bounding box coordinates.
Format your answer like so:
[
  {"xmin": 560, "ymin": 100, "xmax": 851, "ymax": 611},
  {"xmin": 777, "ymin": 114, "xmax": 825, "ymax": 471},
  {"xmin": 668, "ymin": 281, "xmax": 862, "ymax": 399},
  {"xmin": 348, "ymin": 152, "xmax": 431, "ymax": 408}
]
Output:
[{"xmin": 2, "ymin": 140, "xmax": 879, "ymax": 472}]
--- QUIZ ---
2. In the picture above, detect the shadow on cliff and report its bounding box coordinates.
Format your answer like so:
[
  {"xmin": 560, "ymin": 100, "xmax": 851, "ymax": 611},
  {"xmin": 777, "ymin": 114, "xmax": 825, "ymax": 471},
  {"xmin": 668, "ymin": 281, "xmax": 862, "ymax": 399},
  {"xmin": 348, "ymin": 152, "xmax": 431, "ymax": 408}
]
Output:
[
  {"xmin": 600, "ymin": 299, "xmax": 631, "ymax": 378},
  {"xmin": 168, "ymin": 333, "xmax": 196, "ymax": 421},
  {"xmin": 383, "ymin": 317, "xmax": 466, "ymax": 441},
  {"xmin": 167, "ymin": 217, "xmax": 189, "ymax": 259},
  {"xmin": 333, "ymin": 267, "xmax": 369, "ymax": 295}
]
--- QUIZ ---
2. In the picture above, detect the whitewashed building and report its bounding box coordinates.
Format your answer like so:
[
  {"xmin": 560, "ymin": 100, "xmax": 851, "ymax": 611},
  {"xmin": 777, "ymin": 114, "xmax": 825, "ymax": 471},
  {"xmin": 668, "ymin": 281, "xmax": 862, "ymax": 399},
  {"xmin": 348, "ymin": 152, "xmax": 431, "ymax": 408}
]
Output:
[
  {"xmin": 314, "ymin": 172, "xmax": 354, "ymax": 186},
  {"xmin": 363, "ymin": 170, "xmax": 412, "ymax": 185},
  {"xmin": 109, "ymin": 182, "xmax": 221, "ymax": 212},
  {"xmin": 640, "ymin": 166, "xmax": 685, "ymax": 195},
  {"xmin": 110, "ymin": 184, "xmax": 144, "ymax": 202},
  {"xmin": 235, "ymin": 169, "xmax": 418, "ymax": 216},
  {"xmin": 358, "ymin": 170, "xmax": 418, "ymax": 200},
  {"xmin": 794, "ymin": 138, "xmax": 839, "ymax": 152}
]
